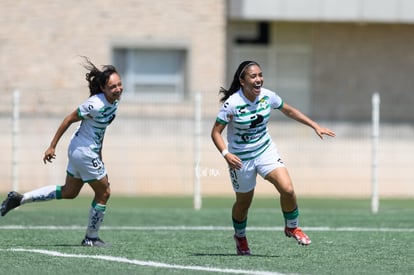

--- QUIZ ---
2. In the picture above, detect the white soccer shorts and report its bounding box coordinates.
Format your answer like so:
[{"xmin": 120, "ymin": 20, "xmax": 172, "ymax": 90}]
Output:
[
  {"xmin": 228, "ymin": 143, "xmax": 286, "ymax": 193},
  {"xmin": 66, "ymin": 146, "xmax": 107, "ymax": 183}
]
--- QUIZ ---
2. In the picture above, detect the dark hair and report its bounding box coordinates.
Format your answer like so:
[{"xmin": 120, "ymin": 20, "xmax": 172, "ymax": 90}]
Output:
[
  {"xmin": 81, "ymin": 56, "xmax": 119, "ymax": 97},
  {"xmin": 219, "ymin": 60, "xmax": 260, "ymax": 103}
]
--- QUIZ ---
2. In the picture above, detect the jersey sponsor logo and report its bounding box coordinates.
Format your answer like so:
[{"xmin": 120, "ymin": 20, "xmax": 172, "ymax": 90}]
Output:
[{"xmin": 241, "ymin": 132, "xmax": 263, "ymax": 143}]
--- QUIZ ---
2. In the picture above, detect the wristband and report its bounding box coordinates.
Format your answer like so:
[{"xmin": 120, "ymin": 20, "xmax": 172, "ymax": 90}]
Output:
[{"xmin": 221, "ymin": 149, "xmax": 229, "ymax": 157}]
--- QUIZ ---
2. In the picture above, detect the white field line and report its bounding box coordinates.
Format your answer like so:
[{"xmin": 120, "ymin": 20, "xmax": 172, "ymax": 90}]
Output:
[
  {"xmin": 1, "ymin": 226, "xmax": 412, "ymax": 275},
  {"xmin": 2, "ymin": 248, "xmax": 287, "ymax": 275},
  {"xmin": 0, "ymin": 225, "xmax": 413, "ymax": 232}
]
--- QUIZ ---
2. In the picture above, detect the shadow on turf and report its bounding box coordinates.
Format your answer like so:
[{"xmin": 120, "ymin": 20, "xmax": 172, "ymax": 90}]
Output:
[{"xmin": 190, "ymin": 253, "xmax": 280, "ymax": 258}]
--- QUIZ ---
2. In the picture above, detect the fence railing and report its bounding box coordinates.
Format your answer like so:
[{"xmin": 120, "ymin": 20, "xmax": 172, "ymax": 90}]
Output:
[{"xmin": 2, "ymin": 90, "xmax": 414, "ymax": 211}]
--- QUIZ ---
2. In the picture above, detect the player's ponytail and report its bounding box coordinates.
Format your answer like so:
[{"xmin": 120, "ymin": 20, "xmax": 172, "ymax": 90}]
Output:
[{"xmin": 81, "ymin": 56, "xmax": 119, "ymax": 97}]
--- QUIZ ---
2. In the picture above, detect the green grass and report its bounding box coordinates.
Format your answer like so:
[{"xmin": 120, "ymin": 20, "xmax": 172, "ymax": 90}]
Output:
[{"xmin": 1, "ymin": 196, "xmax": 413, "ymax": 275}]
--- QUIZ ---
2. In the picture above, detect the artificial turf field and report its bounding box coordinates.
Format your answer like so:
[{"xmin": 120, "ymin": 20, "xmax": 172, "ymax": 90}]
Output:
[{"xmin": 0, "ymin": 196, "xmax": 413, "ymax": 275}]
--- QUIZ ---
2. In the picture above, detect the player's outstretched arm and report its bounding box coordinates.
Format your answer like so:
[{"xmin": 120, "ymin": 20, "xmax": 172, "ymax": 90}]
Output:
[{"xmin": 280, "ymin": 103, "xmax": 336, "ymax": 139}]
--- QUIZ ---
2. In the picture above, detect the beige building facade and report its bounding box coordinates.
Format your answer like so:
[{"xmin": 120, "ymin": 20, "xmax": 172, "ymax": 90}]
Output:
[
  {"xmin": 1, "ymin": 0, "xmax": 226, "ymax": 118},
  {"xmin": 2, "ymin": 0, "xmax": 414, "ymax": 121}
]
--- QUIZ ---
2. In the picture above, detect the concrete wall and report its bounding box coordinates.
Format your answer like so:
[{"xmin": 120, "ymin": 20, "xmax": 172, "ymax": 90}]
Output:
[
  {"xmin": 228, "ymin": 0, "xmax": 414, "ymax": 23},
  {"xmin": 227, "ymin": 21, "xmax": 414, "ymax": 122},
  {"xmin": 312, "ymin": 22, "xmax": 414, "ymax": 122}
]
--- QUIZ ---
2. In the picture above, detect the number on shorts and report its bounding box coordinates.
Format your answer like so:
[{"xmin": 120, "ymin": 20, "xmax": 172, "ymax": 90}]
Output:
[{"xmin": 91, "ymin": 158, "xmax": 103, "ymax": 169}]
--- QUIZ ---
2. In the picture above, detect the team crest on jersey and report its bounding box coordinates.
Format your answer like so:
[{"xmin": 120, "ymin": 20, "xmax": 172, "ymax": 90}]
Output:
[{"xmin": 257, "ymin": 96, "xmax": 270, "ymax": 109}]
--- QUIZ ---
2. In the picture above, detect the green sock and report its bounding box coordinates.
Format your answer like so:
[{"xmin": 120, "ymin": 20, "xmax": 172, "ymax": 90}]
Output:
[
  {"xmin": 56, "ymin": 186, "xmax": 62, "ymax": 199},
  {"xmin": 232, "ymin": 218, "xmax": 247, "ymax": 237}
]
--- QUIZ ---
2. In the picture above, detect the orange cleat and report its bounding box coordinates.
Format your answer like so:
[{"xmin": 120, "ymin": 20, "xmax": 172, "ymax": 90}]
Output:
[{"xmin": 285, "ymin": 227, "xmax": 311, "ymax": 245}]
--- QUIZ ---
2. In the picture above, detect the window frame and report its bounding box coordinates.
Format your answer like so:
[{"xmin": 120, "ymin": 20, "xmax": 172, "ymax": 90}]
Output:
[{"xmin": 111, "ymin": 41, "xmax": 190, "ymax": 103}]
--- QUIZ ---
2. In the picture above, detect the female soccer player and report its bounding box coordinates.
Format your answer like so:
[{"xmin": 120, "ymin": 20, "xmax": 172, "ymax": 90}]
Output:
[
  {"xmin": 211, "ymin": 60, "xmax": 335, "ymax": 255},
  {"xmin": 1, "ymin": 57, "xmax": 123, "ymax": 247}
]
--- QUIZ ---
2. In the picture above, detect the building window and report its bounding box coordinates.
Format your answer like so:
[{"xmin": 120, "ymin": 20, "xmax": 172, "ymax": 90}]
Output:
[{"xmin": 113, "ymin": 47, "xmax": 187, "ymax": 102}]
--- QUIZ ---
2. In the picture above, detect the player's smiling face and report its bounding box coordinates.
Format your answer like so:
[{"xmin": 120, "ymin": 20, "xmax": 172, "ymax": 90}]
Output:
[
  {"xmin": 240, "ymin": 65, "xmax": 263, "ymax": 102},
  {"xmin": 102, "ymin": 73, "xmax": 123, "ymax": 104}
]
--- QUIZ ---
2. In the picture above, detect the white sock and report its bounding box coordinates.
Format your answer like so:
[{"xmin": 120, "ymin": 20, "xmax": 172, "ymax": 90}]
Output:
[
  {"xmin": 283, "ymin": 207, "xmax": 299, "ymax": 229},
  {"xmin": 286, "ymin": 218, "xmax": 299, "ymax": 229},
  {"xmin": 85, "ymin": 203, "xmax": 106, "ymax": 239},
  {"xmin": 21, "ymin": 185, "xmax": 58, "ymax": 204}
]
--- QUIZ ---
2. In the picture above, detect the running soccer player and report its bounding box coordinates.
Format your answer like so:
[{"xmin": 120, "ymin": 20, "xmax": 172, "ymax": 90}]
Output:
[
  {"xmin": 211, "ymin": 60, "xmax": 336, "ymax": 255},
  {"xmin": 0, "ymin": 56, "xmax": 123, "ymax": 247}
]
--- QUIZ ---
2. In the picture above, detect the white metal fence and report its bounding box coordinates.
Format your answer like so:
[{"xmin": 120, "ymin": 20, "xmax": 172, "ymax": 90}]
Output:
[{"xmin": 2, "ymin": 91, "xmax": 414, "ymax": 206}]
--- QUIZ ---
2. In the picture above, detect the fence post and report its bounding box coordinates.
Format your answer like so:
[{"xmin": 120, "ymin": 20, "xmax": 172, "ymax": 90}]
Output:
[
  {"xmin": 12, "ymin": 90, "xmax": 20, "ymax": 191},
  {"xmin": 371, "ymin": 92, "xmax": 380, "ymax": 214},
  {"xmin": 193, "ymin": 92, "xmax": 202, "ymax": 210}
]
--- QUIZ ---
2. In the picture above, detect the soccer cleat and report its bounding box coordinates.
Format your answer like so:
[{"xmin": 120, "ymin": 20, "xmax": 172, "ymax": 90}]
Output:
[
  {"xmin": 234, "ymin": 235, "xmax": 251, "ymax": 255},
  {"xmin": 81, "ymin": 236, "xmax": 108, "ymax": 247},
  {"xmin": 285, "ymin": 227, "xmax": 311, "ymax": 245},
  {"xmin": 1, "ymin": 191, "xmax": 23, "ymax": 217}
]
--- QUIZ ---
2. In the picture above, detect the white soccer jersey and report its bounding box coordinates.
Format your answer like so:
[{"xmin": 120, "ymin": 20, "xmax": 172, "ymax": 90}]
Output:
[
  {"xmin": 70, "ymin": 93, "xmax": 118, "ymax": 154},
  {"xmin": 216, "ymin": 88, "xmax": 283, "ymax": 161}
]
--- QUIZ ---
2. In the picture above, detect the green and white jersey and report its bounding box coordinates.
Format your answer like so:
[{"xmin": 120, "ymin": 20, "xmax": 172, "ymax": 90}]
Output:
[
  {"xmin": 70, "ymin": 93, "xmax": 118, "ymax": 154},
  {"xmin": 216, "ymin": 88, "xmax": 283, "ymax": 161}
]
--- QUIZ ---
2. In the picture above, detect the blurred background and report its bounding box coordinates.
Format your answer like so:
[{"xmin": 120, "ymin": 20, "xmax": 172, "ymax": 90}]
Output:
[{"xmin": 1, "ymin": 0, "xmax": 413, "ymax": 199}]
